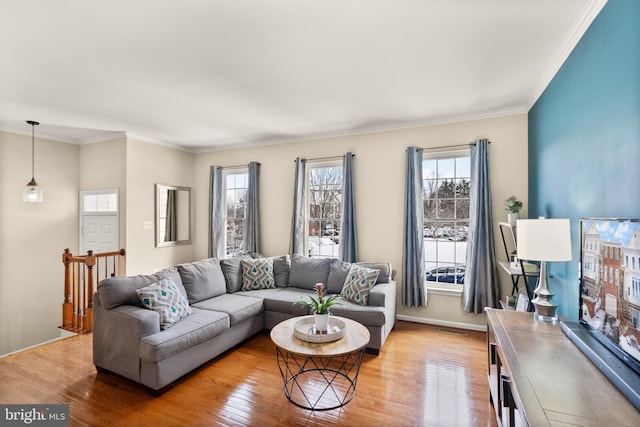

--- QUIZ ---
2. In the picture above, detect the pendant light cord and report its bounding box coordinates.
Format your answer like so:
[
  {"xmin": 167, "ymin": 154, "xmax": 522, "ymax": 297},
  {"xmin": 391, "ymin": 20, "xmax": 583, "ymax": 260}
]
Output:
[{"xmin": 26, "ymin": 120, "xmax": 39, "ymax": 182}]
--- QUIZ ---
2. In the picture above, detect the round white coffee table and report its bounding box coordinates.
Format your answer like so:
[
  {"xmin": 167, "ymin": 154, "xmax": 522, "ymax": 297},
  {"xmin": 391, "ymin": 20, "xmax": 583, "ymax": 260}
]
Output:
[{"xmin": 270, "ymin": 315, "xmax": 370, "ymax": 410}]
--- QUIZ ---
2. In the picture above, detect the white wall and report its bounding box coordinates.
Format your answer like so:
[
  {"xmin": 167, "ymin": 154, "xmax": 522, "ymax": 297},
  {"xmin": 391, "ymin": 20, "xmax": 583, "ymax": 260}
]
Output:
[
  {"xmin": 79, "ymin": 138, "xmax": 127, "ymax": 250},
  {"xmin": 194, "ymin": 114, "xmax": 528, "ymax": 329},
  {"xmin": 125, "ymin": 139, "xmax": 195, "ymax": 274},
  {"xmin": 0, "ymin": 130, "xmax": 79, "ymax": 355}
]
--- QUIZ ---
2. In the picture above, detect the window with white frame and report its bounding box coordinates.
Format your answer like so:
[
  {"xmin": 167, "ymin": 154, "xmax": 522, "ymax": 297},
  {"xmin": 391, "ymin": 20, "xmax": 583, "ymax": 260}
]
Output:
[
  {"xmin": 306, "ymin": 161, "xmax": 342, "ymax": 259},
  {"xmin": 224, "ymin": 169, "xmax": 249, "ymax": 257},
  {"xmin": 422, "ymin": 149, "xmax": 471, "ymax": 289}
]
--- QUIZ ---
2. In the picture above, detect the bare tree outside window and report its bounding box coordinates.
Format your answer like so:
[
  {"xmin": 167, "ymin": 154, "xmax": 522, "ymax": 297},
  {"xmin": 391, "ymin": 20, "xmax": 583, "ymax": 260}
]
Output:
[
  {"xmin": 224, "ymin": 171, "xmax": 248, "ymax": 257},
  {"xmin": 422, "ymin": 152, "xmax": 471, "ymax": 287},
  {"xmin": 307, "ymin": 164, "xmax": 342, "ymax": 258}
]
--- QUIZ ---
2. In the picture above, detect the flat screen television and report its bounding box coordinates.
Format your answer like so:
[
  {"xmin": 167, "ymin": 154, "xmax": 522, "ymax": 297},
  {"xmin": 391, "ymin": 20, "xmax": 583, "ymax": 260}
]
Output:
[{"xmin": 561, "ymin": 218, "xmax": 640, "ymax": 410}]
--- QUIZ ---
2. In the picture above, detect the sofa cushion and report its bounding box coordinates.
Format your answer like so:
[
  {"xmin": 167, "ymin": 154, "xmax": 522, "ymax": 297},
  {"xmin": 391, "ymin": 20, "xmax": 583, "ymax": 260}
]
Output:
[
  {"xmin": 154, "ymin": 266, "xmax": 188, "ymax": 300},
  {"xmin": 271, "ymin": 255, "xmax": 291, "ymax": 288},
  {"xmin": 288, "ymin": 255, "xmax": 331, "ymax": 290},
  {"xmin": 327, "ymin": 259, "xmax": 352, "ymax": 294},
  {"xmin": 241, "ymin": 258, "xmax": 275, "ymax": 290},
  {"xmin": 192, "ymin": 294, "xmax": 263, "ymax": 326},
  {"xmin": 139, "ymin": 307, "xmax": 229, "ymax": 363},
  {"xmin": 136, "ymin": 278, "xmax": 193, "ymax": 330},
  {"xmin": 341, "ymin": 264, "xmax": 380, "ymax": 305},
  {"xmin": 98, "ymin": 274, "xmax": 158, "ymax": 309},
  {"xmin": 262, "ymin": 288, "xmax": 315, "ymax": 316},
  {"xmin": 177, "ymin": 258, "xmax": 227, "ymax": 304},
  {"xmin": 356, "ymin": 261, "xmax": 392, "ymax": 283}
]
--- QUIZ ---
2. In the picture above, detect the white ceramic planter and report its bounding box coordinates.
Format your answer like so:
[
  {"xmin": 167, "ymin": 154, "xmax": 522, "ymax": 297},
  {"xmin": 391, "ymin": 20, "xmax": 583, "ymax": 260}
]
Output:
[{"xmin": 314, "ymin": 313, "xmax": 329, "ymax": 332}]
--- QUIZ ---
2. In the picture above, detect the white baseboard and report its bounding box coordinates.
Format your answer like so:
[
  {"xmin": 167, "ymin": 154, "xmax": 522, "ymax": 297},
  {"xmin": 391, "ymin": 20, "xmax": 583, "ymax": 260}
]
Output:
[
  {"xmin": 0, "ymin": 329, "xmax": 77, "ymax": 359},
  {"xmin": 396, "ymin": 314, "xmax": 487, "ymax": 332}
]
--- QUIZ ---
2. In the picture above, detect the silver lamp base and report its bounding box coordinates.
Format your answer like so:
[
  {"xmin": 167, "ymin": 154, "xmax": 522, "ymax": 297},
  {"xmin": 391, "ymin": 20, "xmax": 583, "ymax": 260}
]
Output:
[{"xmin": 532, "ymin": 261, "xmax": 558, "ymax": 322}]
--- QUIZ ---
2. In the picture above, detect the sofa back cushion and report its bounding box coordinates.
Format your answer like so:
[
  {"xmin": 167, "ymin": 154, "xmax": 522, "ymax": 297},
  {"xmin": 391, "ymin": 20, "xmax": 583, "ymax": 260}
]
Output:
[
  {"xmin": 327, "ymin": 259, "xmax": 352, "ymax": 294},
  {"xmin": 177, "ymin": 258, "xmax": 227, "ymax": 304},
  {"xmin": 97, "ymin": 274, "xmax": 158, "ymax": 309},
  {"xmin": 271, "ymin": 255, "xmax": 291, "ymax": 288},
  {"xmin": 356, "ymin": 261, "xmax": 393, "ymax": 284},
  {"xmin": 288, "ymin": 255, "xmax": 331, "ymax": 290},
  {"xmin": 154, "ymin": 266, "xmax": 188, "ymax": 300}
]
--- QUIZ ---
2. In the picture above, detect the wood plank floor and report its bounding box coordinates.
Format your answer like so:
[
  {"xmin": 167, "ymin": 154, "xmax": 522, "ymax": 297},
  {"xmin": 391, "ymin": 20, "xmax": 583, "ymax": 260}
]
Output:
[{"xmin": 0, "ymin": 321, "xmax": 496, "ymax": 426}]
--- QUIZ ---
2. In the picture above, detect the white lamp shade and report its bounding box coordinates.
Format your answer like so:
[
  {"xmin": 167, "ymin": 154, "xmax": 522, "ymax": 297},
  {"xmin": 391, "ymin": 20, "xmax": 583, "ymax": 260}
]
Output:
[
  {"xmin": 23, "ymin": 185, "xmax": 43, "ymax": 203},
  {"xmin": 516, "ymin": 218, "xmax": 572, "ymax": 261}
]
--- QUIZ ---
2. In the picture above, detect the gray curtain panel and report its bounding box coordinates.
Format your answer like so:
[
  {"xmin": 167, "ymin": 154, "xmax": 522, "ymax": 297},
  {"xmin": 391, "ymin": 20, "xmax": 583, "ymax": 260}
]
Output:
[
  {"xmin": 165, "ymin": 189, "xmax": 177, "ymax": 242},
  {"xmin": 462, "ymin": 139, "xmax": 499, "ymax": 313},
  {"xmin": 290, "ymin": 157, "xmax": 306, "ymax": 256},
  {"xmin": 402, "ymin": 146, "xmax": 427, "ymax": 307},
  {"xmin": 209, "ymin": 166, "xmax": 225, "ymax": 259},
  {"xmin": 340, "ymin": 152, "xmax": 357, "ymax": 263},
  {"xmin": 244, "ymin": 162, "xmax": 261, "ymax": 254}
]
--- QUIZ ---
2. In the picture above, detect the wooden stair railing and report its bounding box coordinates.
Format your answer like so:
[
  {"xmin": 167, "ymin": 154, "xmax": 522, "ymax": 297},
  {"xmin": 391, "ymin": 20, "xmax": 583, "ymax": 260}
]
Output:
[{"xmin": 62, "ymin": 248, "xmax": 126, "ymax": 333}]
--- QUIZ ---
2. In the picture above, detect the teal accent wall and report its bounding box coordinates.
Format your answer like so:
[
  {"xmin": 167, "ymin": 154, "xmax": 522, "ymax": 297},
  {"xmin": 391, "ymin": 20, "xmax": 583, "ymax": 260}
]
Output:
[{"xmin": 528, "ymin": 0, "xmax": 640, "ymax": 320}]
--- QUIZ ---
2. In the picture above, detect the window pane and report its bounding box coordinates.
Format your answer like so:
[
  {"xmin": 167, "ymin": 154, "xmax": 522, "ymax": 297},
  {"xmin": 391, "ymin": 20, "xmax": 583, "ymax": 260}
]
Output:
[
  {"xmin": 223, "ymin": 170, "xmax": 249, "ymax": 257},
  {"xmin": 422, "ymin": 150, "xmax": 471, "ymax": 288},
  {"xmin": 306, "ymin": 163, "xmax": 343, "ymax": 259}
]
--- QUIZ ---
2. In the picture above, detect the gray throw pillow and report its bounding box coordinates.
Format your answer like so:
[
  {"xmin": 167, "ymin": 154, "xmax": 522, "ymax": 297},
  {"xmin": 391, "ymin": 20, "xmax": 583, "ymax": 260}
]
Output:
[
  {"xmin": 327, "ymin": 259, "xmax": 352, "ymax": 294},
  {"xmin": 341, "ymin": 264, "xmax": 380, "ymax": 306},
  {"xmin": 271, "ymin": 255, "xmax": 291, "ymax": 287},
  {"xmin": 288, "ymin": 255, "xmax": 331, "ymax": 290},
  {"xmin": 177, "ymin": 258, "xmax": 227, "ymax": 304},
  {"xmin": 220, "ymin": 256, "xmax": 244, "ymax": 293}
]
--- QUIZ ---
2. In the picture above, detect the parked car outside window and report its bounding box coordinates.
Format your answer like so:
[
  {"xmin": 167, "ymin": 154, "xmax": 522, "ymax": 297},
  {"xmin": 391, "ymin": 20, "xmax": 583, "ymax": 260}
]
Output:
[{"xmin": 425, "ymin": 265, "xmax": 465, "ymax": 284}]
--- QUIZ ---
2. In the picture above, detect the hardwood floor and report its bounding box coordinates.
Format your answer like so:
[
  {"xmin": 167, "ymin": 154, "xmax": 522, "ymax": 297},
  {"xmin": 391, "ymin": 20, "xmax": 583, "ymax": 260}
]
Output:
[{"xmin": 0, "ymin": 321, "xmax": 496, "ymax": 426}]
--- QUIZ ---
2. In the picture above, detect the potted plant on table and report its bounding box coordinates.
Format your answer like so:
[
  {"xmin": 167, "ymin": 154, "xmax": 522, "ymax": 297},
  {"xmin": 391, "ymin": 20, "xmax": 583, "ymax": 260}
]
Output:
[
  {"xmin": 504, "ymin": 196, "xmax": 523, "ymax": 226},
  {"xmin": 295, "ymin": 283, "xmax": 341, "ymax": 332}
]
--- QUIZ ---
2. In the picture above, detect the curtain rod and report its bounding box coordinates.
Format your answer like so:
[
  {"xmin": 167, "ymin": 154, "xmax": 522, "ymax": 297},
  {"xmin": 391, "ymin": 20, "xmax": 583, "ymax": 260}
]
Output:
[
  {"xmin": 293, "ymin": 154, "xmax": 354, "ymax": 163},
  {"xmin": 412, "ymin": 140, "xmax": 491, "ymax": 152}
]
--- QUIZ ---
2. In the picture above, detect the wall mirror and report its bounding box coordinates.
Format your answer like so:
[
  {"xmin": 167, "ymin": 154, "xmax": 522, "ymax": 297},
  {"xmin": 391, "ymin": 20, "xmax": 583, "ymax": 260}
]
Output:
[{"xmin": 155, "ymin": 184, "xmax": 191, "ymax": 247}]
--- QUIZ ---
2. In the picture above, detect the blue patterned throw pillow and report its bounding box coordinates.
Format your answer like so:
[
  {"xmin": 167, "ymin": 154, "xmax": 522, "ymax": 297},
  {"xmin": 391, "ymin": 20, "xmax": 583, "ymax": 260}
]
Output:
[
  {"xmin": 241, "ymin": 258, "xmax": 275, "ymax": 290},
  {"xmin": 136, "ymin": 278, "xmax": 193, "ymax": 329},
  {"xmin": 341, "ymin": 264, "xmax": 380, "ymax": 305}
]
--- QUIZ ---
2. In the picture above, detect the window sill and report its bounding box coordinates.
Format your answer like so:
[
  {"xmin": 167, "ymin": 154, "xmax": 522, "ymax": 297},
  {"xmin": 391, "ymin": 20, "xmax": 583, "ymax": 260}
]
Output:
[{"xmin": 426, "ymin": 285, "xmax": 463, "ymax": 297}]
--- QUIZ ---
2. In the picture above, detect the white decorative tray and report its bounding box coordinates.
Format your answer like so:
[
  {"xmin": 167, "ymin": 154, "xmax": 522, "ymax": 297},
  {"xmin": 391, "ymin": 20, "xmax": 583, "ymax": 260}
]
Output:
[{"xmin": 293, "ymin": 316, "xmax": 346, "ymax": 343}]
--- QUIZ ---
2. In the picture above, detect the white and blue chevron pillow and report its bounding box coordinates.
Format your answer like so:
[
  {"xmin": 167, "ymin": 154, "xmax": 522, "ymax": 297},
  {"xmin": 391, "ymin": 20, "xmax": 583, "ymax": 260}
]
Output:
[
  {"xmin": 341, "ymin": 264, "xmax": 380, "ymax": 306},
  {"xmin": 136, "ymin": 278, "xmax": 193, "ymax": 329},
  {"xmin": 241, "ymin": 258, "xmax": 275, "ymax": 290}
]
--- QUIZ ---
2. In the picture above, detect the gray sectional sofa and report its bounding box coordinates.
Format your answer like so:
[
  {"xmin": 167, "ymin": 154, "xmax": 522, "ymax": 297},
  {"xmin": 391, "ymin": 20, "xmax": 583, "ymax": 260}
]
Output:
[{"xmin": 93, "ymin": 254, "xmax": 396, "ymax": 391}]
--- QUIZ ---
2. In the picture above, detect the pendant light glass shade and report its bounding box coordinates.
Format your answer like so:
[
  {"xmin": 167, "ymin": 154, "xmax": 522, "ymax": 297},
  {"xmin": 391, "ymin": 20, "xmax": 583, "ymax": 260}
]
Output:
[{"xmin": 23, "ymin": 120, "xmax": 43, "ymax": 203}]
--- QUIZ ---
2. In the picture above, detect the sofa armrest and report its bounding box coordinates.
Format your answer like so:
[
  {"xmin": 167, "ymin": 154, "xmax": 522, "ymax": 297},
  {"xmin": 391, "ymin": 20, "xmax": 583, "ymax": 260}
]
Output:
[
  {"xmin": 368, "ymin": 280, "xmax": 396, "ymax": 308},
  {"xmin": 93, "ymin": 297, "xmax": 161, "ymax": 381}
]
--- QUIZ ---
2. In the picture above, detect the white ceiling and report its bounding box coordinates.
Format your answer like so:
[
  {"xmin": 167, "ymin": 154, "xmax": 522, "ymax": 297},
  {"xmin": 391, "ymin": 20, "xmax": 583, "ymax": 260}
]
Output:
[{"xmin": 0, "ymin": 0, "xmax": 606, "ymax": 152}]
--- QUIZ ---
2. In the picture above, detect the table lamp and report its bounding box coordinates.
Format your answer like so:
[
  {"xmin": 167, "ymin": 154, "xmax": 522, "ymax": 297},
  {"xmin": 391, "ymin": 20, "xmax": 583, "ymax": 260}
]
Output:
[{"xmin": 516, "ymin": 218, "xmax": 572, "ymax": 321}]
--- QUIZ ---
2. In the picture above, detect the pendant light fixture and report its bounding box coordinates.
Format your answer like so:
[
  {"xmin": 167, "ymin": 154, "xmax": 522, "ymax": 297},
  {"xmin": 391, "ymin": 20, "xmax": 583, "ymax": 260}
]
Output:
[{"xmin": 22, "ymin": 120, "xmax": 43, "ymax": 203}]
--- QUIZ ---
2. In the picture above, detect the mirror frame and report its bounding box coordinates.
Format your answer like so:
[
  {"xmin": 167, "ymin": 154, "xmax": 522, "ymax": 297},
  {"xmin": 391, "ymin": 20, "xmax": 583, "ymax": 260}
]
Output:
[{"xmin": 155, "ymin": 184, "xmax": 192, "ymax": 247}]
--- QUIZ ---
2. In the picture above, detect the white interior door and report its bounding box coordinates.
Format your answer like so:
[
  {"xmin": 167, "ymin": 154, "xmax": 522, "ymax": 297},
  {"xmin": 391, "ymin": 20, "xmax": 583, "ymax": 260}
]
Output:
[
  {"xmin": 79, "ymin": 190, "xmax": 119, "ymax": 254},
  {"xmin": 81, "ymin": 215, "xmax": 118, "ymax": 253}
]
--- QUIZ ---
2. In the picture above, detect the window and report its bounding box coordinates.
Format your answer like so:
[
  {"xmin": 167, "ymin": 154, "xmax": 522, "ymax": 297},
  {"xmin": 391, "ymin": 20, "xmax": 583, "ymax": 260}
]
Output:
[
  {"xmin": 422, "ymin": 149, "xmax": 471, "ymax": 289},
  {"xmin": 306, "ymin": 162, "xmax": 342, "ymax": 259},
  {"xmin": 223, "ymin": 169, "xmax": 248, "ymax": 257},
  {"xmin": 83, "ymin": 192, "xmax": 118, "ymax": 213}
]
